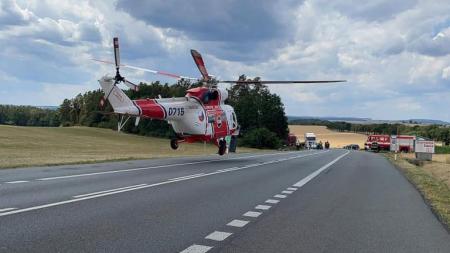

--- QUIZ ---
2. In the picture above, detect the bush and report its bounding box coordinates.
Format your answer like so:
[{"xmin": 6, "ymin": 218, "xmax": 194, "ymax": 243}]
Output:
[
  {"xmin": 61, "ymin": 121, "xmax": 73, "ymax": 127},
  {"xmin": 405, "ymin": 158, "xmax": 424, "ymax": 167},
  {"xmin": 240, "ymin": 128, "xmax": 282, "ymax": 149},
  {"xmin": 436, "ymin": 146, "xmax": 450, "ymax": 154}
]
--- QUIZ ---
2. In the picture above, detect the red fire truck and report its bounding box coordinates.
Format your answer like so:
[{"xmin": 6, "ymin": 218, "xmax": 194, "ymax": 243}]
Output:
[
  {"xmin": 364, "ymin": 135, "xmax": 391, "ymax": 152},
  {"xmin": 390, "ymin": 135, "xmax": 415, "ymax": 152},
  {"xmin": 287, "ymin": 133, "xmax": 297, "ymax": 147}
]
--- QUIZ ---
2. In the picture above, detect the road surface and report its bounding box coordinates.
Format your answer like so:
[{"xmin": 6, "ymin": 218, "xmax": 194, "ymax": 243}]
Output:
[{"xmin": 0, "ymin": 149, "xmax": 449, "ymax": 252}]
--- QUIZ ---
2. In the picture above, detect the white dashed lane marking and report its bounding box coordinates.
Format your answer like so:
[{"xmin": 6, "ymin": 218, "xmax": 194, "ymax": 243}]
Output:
[
  {"xmin": 265, "ymin": 199, "xmax": 279, "ymax": 204},
  {"xmin": 205, "ymin": 231, "xmax": 232, "ymax": 241},
  {"xmin": 177, "ymin": 150, "xmax": 350, "ymax": 253},
  {"xmin": 255, "ymin": 204, "xmax": 271, "ymax": 210},
  {"xmin": 180, "ymin": 244, "xmax": 212, "ymax": 253},
  {"xmin": 227, "ymin": 219, "xmax": 249, "ymax": 228},
  {"xmin": 243, "ymin": 211, "xmax": 262, "ymax": 218}
]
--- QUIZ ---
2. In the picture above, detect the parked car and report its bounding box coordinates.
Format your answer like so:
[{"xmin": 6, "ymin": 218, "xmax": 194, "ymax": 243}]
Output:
[{"xmin": 344, "ymin": 144, "xmax": 360, "ymax": 150}]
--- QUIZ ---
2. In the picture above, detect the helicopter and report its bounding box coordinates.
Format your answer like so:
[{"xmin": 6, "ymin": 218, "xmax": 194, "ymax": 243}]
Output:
[{"xmin": 95, "ymin": 37, "xmax": 345, "ymax": 155}]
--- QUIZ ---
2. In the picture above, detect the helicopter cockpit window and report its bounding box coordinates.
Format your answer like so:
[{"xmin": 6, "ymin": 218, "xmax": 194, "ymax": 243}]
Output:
[
  {"xmin": 210, "ymin": 90, "xmax": 219, "ymax": 100},
  {"xmin": 202, "ymin": 91, "xmax": 219, "ymax": 104},
  {"xmin": 207, "ymin": 115, "xmax": 215, "ymax": 123},
  {"xmin": 202, "ymin": 92, "xmax": 210, "ymax": 104}
]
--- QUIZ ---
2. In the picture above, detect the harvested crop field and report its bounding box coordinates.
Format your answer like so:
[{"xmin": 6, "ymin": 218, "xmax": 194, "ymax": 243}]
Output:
[{"xmin": 289, "ymin": 125, "xmax": 367, "ymax": 148}]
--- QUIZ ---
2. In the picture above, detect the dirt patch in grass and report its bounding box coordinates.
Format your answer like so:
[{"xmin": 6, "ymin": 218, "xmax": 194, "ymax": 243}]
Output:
[
  {"xmin": 386, "ymin": 153, "xmax": 450, "ymax": 229},
  {"xmin": 0, "ymin": 125, "xmax": 261, "ymax": 169}
]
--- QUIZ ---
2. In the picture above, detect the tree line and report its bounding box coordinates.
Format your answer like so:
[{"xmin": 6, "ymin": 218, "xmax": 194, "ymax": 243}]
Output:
[
  {"xmin": 0, "ymin": 105, "xmax": 60, "ymax": 127},
  {"xmin": 56, "ymin": 75, "xmax": 289, "ymax": 149},
  {"xmin": 290, "ymin": 119, "xmax": 450, "ymax": 144}
]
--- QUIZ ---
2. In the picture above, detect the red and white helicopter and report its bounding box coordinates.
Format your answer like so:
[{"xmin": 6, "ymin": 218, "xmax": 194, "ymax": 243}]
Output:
[{"xmin": 95, "ymin": 37, "xmax": 344, "ymax": 155}]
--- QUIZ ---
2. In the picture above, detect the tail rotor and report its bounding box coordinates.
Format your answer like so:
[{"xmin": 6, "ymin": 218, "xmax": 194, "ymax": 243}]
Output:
[{"xmin": 111, "ymin": 37, "xmax": 139, "ymax": 92}]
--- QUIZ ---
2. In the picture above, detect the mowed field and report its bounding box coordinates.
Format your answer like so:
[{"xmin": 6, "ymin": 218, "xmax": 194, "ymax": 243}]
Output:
[
  {"xmin": 289, "ymin": 125, "xmax": 367, "ymax": 148},
  {"xmin": 0, "ymin": 125, "xmax": 259, "ymax": 169}
]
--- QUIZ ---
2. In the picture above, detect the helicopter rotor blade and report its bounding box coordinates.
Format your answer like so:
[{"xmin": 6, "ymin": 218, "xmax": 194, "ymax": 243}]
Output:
[
  {"xmin": 218, "ymin": 80, "xmax": 346, "ymax": 84},
  {"xmin": 92, "ymin": 59, "xmax": 198, "ymax": 81},
  {"xmin": 124, "ymin": 79, "xmax": 139, "ymax": 91},
  {"xmin": 113, "ymin": 37, "xmax": 120, "ymax": 71},
  {"xmin": 190, "ymin": 49, "xmax": 210, "ymax": 81}
]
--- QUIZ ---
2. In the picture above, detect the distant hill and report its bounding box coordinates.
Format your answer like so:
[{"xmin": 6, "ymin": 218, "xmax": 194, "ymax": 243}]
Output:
[
  {"xmin": 287, "ymin": 116, "xmax": 450, "ymax": 125},
  {"xmin": 406, "ymin": 119, "xmax": 450, "ymax": 125},
  {"xmin": 36, "ymin": 106, "xmax": 59, "ymax": 111},
  {"xmin": 287, "ymin": 116, "xmax": 370, "ymax": 122}
]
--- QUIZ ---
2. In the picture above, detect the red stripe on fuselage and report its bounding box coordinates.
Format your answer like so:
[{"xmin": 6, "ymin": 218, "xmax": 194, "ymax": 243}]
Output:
[{"xmin": 134, "ymin": 99, "xmax": 165, "ymax": 120}]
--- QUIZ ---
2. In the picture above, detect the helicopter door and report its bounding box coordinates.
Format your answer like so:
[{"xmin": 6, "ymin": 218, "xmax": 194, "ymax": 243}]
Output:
[{"xmin": 207, "ymin": 110, "xmax": 228, "ymax": 138}]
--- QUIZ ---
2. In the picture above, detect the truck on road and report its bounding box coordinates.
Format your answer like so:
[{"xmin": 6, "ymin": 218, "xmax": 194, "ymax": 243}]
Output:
[
  {"xmin": 304, "ymin": 132, "xmax": 317, "ymax": 149},
  {"xmin": 365, "ymin": 135, "xmax": 390, "ymax": 152}
]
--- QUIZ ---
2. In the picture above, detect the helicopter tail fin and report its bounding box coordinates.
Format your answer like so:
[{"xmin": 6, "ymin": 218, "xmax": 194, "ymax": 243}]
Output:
[{"xmin": 98, "ymin": 76, "xmax": 140, "ymax": 116}]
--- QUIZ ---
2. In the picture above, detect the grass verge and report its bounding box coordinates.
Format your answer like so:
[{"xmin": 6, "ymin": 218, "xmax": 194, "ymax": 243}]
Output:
[
  {"xmin": 0, "ymin": 125, "xmax": 262, "ymax": 169},
  {"xmin": 385, "ymin": 153, "xmax": 450, "ymax": 229}
]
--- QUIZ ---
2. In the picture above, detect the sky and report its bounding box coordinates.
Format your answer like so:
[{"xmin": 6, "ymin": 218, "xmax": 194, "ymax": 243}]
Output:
[{"xmin": 0, "ymin": 0, "xmax": 449, "ymax": 121}]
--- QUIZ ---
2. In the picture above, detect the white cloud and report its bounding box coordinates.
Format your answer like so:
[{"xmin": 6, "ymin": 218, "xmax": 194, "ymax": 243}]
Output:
[
  {"xmin": 0, "ymin": 0, "xmax": 450, "ymax": 121},
  {"xmin": 442, "ymin": 66, "xmax": 450, "ymax": 80}
]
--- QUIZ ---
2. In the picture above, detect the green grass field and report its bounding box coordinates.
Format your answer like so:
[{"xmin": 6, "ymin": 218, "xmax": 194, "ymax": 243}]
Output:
[{"xmin": 0, "ymin": 125, "xmax": 259, "ymax": 168}]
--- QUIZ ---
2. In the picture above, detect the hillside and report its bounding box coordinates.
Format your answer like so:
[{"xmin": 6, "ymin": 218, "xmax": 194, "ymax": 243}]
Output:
[
  {"xmin": 0, "ymin": 125, "xmax": 258, "ymax": 168},
  {"xmin": 289, "ymin": 125, "xmax": 367, "ymax": 148}
]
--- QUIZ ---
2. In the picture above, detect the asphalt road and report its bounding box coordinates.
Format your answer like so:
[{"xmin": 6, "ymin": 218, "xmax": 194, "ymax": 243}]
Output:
[{"xmin": 0, "ymin": 149, "xmax": 449, "ymax": 252}]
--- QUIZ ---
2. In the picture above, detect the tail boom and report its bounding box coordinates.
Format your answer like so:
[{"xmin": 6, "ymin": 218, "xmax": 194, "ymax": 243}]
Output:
[
  {"xmin": 98, "ymin": 76, "xmax": 139, "ymax": 116},
  {"xmin": 133, "ymin": 99, "xmax": 166, "ymax": 120}
]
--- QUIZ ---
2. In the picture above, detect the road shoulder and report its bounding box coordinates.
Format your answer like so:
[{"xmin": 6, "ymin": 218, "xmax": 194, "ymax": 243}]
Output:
[{"xmin": 385, "ymin": 153, "xmax": 450, "ymax": 231}]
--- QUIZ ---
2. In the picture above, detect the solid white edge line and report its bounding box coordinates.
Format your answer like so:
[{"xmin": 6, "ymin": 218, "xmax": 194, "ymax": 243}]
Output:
[
  {"xmin": 5, "ymin": 181, "xmax": 29, "ymax": 184},
  {"xmin": 179, "ymin": 244, "xmax": 213, "ymax": 253},
  {"xmin": 73, "ymin": 184, "xmax": 148, "ymax": 198},
  {"xmin": 0, "ymin": 151, "xmax": 331, "ymax": 217},
  {"xmin": 293, "ymin": 151, "xmax": 350, "ymax": 188},
  {"xmin": 168, "ymin": 173, "xmax": 206, "ymax": 181},
  {"xmin": 36, "ymin": 151, "xmax": 306, "ymax": 181},
  {"xmin": 205, "ymin": 231, "xmax": 232, "ymax": 241},
  {"xmin": 0, "ymin": 208, "xmax": 17, "ymax": 212}
]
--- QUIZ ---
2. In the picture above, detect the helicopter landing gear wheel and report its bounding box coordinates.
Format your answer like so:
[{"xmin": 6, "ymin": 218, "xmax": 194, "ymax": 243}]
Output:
[
  {"xmin": 218, "ymin": 139, "xmax": 226, "ymax": 156},
  {"xmin": 170, "ymin": 139, "xmax": 179, "ymax": 150}
]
